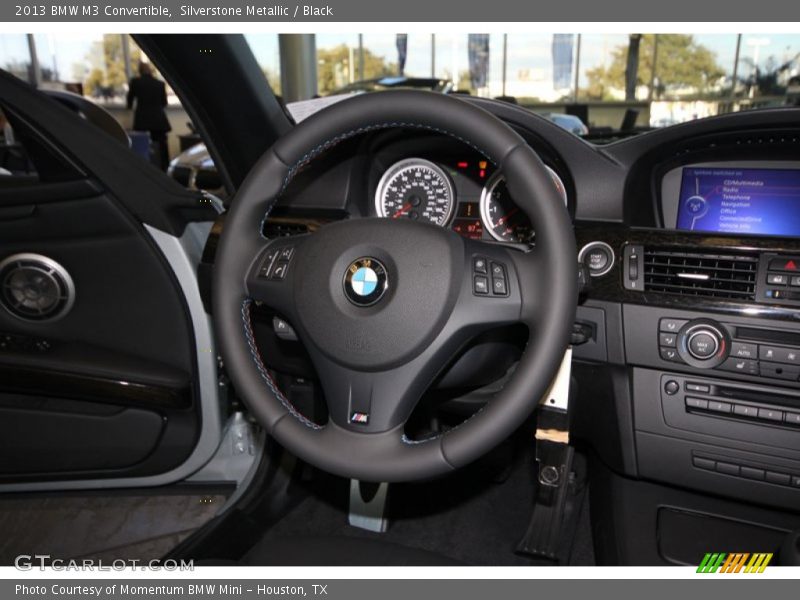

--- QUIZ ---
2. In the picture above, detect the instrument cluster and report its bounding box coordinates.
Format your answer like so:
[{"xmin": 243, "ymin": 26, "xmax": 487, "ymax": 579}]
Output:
[{"xmin": 373, "ymin": 155, "xmax": 568, "ymax": 243}]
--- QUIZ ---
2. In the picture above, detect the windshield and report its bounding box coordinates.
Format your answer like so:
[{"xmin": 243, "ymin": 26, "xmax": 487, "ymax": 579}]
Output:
[
  {"xmin": 244, "ymin": 33, "xmax": 800, "ymax": 142},
  {"xmin": 3, "ymin": 33, "xmax": 798, "ymax": 144}
]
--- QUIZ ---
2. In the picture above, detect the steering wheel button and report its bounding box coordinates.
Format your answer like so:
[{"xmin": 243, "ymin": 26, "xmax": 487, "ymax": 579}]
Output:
[
  {"xmin": 272, "ymin": 317, "xmax": 298, "ymax": 341},
  {"xmin": 278, "ymin": 247, "xmax": 294, "ymax": 262},
  {"xmin": 490, "ymin": 262, "xmax": 506, "ymax": 279},
  {"xmin": 260, "ymin": 249, "xmax": 280, "ymax": 277},
  {"xmin": 493, "ymin": 277, "xmax": 508, "ymax": 296},
  {"xmin": 473, "ymin": 275, "xmax": 489, "ymax": 295},
  {"xmin": 473, "ymin": 257, "xmax": 488, "ymax": 274},
  {"xmin": 271, "ymin": 262, "xmax": 289, "ymax": 280}
]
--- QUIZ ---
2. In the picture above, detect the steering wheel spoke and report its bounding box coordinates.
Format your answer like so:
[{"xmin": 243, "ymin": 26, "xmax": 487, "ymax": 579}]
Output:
[
  {"xmin": 503, "ymin": 243, "xmax": 553, "ymax": 327},
  {"xmin": 306, "ymin": 347, "xmax": 442, "ymax": 433}
]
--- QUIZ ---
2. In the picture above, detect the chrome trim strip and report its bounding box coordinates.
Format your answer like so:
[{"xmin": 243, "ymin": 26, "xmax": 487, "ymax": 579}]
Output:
[{"xmin": 677, "ymin": 272, "xmax": 711, "ymax": 281}]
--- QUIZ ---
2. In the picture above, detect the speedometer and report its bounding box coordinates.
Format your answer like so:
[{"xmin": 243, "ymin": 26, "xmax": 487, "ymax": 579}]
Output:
[
  {"xmin": 375, "ymin": 158, "xmax": 455, "ymax": 226},
  {"xmin": 479, "ymin": 166, "xmax": 568, "ymax": 243}
]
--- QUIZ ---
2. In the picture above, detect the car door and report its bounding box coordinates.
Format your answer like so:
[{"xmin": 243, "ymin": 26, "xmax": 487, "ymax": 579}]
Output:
[{"xmin": 0, "ymin": 69, "xmax": 223, "ymax": 491}]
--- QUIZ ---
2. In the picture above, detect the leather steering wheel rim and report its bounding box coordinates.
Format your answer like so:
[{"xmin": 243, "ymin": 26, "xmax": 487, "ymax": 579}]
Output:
[{"xmin": 212, "ymin": 90, "xmax": 577, "ymax": 482}]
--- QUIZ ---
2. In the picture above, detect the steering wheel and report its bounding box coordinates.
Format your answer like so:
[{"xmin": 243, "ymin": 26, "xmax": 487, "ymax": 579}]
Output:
[{"xmin": 213, "ymin": 91, "xmax": 577, "ymax": 482}]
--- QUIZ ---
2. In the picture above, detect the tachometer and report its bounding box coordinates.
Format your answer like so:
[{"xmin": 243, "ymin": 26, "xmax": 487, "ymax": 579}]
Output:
[
  {"xmin": 375, "ymin": 158, "xmax": 455, "ymax": 226},
  {"xmin": 479, "ymin": 166, "xmax": 567, "ymax": 243}
]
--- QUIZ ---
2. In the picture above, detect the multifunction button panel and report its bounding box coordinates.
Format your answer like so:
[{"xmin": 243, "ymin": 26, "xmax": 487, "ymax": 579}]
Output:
[
  {"xmin": 258, "ymin": 245, "xmax": 295, "ymax": 281},
  {"xmin": 472, "ymin": 256, "xmax": 509, "ymax": 297},
  {"xmin": 658, "ymin": 317, "xmax": 800, "ymax": 383}
]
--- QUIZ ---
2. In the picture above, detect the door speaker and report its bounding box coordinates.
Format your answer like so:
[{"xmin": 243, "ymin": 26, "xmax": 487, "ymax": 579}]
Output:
[{"xmin": 0, "ymin": 253, "xmax": 75, "ymax": 322}]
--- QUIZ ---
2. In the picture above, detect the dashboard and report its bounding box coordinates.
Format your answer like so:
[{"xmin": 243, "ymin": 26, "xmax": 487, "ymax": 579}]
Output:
[{"xmin": 207, "ymin": 100, "xmax": 800, "ymax": 561}]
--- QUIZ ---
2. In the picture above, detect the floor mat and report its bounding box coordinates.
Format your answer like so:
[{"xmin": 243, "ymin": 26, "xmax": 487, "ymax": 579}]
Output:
[
  {"xmin": 254, "ymin": 442, "xmax": 594, "ymax": 566},
  {"xmin": 0, "ymin": 493, "xmax": 226, "ymax": 565}
]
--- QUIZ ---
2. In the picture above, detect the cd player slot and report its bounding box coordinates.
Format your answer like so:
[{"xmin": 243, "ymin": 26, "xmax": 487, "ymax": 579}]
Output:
[
  {"xmin": 714, "ymin": 385, "xmax": 800, "ymax": 411},
  {"xmin": 734, "ymin": 326, "xmax": 800, "ymax": 347}
]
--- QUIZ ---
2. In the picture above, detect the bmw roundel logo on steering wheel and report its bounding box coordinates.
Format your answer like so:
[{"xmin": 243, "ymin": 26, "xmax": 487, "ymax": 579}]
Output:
[{"xmin": 343, "ymin": 257, "xmax": 388, "ymax": 306}]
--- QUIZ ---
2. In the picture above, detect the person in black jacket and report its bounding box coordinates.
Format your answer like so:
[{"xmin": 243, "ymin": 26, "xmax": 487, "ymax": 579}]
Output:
[{"xmin": 126, "ymin": 63, "xmax": 171, "ymax": 170}]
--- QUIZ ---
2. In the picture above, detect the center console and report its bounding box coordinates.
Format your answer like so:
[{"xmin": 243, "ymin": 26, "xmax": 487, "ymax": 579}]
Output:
[
  {"xmin": 574, "ymin": 210, "xmax": 800, "ymax": 516},
  {"xmin": 570, "ymin": 129, "xmax": 800, "ymax": 563}
]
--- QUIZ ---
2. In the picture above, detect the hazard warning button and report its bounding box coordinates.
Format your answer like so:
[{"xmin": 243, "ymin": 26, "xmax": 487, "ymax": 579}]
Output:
[{"xmin": 768, "ymin": 257, "xmax": 800, "ymax": 272}]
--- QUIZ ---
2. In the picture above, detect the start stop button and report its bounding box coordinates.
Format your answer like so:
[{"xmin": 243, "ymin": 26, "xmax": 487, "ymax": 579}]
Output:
[{"xmin": 578, "ymin": 242, "xmax": 615, "ymax": 277}]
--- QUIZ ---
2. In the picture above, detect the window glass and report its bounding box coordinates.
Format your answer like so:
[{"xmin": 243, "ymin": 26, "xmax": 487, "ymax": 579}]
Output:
[
  {"xmin": 0, "ymin": 35, "xmax": 32, "ymax": 83},
  {"xmin": 244, "ymin": 33, "xmax": 281, "ymax": 95},
  {"xmin": 503, "ymin": 34, "xmax": 575, "ymax": 101},
  {"xmin": 0, "ymin": 107, "xmax": 34, "ymax": 177},
  {"xmin": 736, "ymin": 34, "xmax": 800, "ymax": 100},
  {"xmin": 361, "ymin": 34, "xmax": 432, "ymax": 78},
  {"xmin": 34, "ymin": 33, "xmax": 133, "ymax": 101},
  {"xmin": 577, "ymin": 34, "xmax": 634, "ymax": 100},
  {"xmin": 316, "ymin": 34, "xmax": 360, "ymax": 94},
  {"xmin": 433, "ymin": 33, "xmax": 469, "ymax": 91}
]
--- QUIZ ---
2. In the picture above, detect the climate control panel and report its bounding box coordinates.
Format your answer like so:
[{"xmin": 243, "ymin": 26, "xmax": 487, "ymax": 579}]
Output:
[{"xmin": 657, "ymin": 316, "xmax": 800, "ymax": 382}]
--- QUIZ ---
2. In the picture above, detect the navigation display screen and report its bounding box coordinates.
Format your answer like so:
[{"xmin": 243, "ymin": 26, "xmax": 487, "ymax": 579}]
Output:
[{"xmin": 676, "ymin": 167, "xmax": 800, "ymax": 236}]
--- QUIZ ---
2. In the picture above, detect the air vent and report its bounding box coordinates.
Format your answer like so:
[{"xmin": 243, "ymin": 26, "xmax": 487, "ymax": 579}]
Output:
[
  {"xmin": 643, "ymin": 248, "xmax": 758, "ymax": 300},
  {"xmin": 263, "ymin": 221, "xmax": 310, "ymax": 238}
]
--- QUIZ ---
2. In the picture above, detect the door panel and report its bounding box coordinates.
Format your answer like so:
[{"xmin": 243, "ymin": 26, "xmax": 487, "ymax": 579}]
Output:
[
  {"xmin": 0, "ymin": 70, "xmax": 221, "ymax": 487},
  {"xmin": 0, "ymin": 401, "xmax": 163, "ymax": 475}
]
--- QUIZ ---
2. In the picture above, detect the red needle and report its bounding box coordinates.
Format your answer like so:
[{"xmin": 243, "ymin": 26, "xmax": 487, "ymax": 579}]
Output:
[
  {"xmin": 392, "ymin": 203, "xmax": 412, "ymax": 218},
  {"xmin": 496, "ymin": 207, "xmax": 518, "ymax": 226}
]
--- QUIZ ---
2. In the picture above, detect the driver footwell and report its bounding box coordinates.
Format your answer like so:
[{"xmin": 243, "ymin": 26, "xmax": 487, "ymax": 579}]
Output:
[{"xmin": 244, "ymin": 437, "xmax": 594, "ymax": 566}]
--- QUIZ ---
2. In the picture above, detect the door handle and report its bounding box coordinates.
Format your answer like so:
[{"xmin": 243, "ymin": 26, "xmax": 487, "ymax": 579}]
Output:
[{"xmin": 0, "ymin": 205, "xmax": 35, "ymax": 221}]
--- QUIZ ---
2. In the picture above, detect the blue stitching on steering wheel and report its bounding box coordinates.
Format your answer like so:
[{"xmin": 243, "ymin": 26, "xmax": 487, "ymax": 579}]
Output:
[
  {"xmin": 248, "ymin": 121, "xmax": 499, "ymax": 436},
  {"xmin": 241, "ymin": 298, "xmax": 322, "ymax": 430}
]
